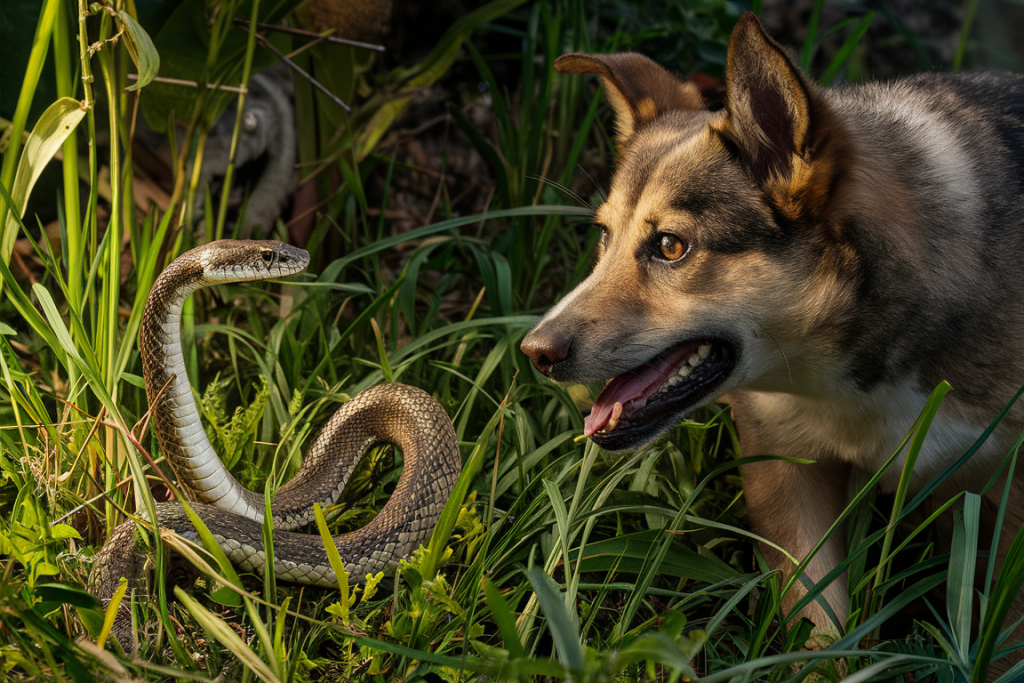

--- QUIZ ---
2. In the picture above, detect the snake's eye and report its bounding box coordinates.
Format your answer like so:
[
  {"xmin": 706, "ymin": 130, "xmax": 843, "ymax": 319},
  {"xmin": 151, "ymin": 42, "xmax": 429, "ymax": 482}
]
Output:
[
  {"xmin": 260, "ymin": 249, "xmax": 274, "ymax": 264},
  {"xmin": 658, "ymin": 234, "xmax": 688, "ymax": 261}
]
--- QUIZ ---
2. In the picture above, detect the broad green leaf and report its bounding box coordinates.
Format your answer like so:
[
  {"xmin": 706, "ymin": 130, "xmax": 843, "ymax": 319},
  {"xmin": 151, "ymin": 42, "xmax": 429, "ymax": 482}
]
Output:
[
  {"xmin": 35, "ymin": 582, "xmax": 98, "ymax": 609},
  {"xmin": 32, "ymin": 562, "xmax": 60, "ymax": 577},
  {"xmin": 47, "ymin": 523, "xmax": 81, "ymax": 540},
  {"xmin": 119, "ymin": 11, "xmax": 161, "ymax": 91},
  {"xmin": 1, "ymin": 97, "xmax": 85, "ymax": 264}
]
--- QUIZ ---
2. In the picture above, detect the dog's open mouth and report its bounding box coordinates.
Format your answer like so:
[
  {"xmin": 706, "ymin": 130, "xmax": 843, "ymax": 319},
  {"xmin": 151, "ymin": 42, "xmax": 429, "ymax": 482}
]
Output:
[{"xmin": 584, "ymin": 340, "xmax": 736, "ymax": 450}]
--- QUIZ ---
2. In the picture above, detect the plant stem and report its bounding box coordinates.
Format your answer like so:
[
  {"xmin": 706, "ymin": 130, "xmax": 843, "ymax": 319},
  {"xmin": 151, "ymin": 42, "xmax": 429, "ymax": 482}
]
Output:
[
  {"xmin": 90, "ymin": 10, "xmax": 126, "ymax": 533},
  {"xmin": 215, "ymin": 0, "xmax": 263, "ymax": 242},
  {"xmin": 53, "ymin": 0, "xmax": 84, "ymax": 408},
  {"xmin": 54, "ymin": 0, "xmax": 82, "ymax": 304},
  {"xmin": 78, "ymin": 0, "xmax": 100, "ymax": 289}
]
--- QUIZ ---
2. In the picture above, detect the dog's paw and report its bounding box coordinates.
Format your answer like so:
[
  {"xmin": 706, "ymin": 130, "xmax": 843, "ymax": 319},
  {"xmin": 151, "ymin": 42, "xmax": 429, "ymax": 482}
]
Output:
[
  {"xmin": 801, "ymin": 625, "xmax": 841, "ymax": 652},
  {"xmin": 792, "ymin": 626, "xmax": 848, "ymax": 681}
]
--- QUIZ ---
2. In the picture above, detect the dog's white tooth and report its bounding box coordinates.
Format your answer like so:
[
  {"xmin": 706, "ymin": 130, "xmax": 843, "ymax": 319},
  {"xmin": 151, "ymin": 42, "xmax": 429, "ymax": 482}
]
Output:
[
  {"xmin": 678, "ymin": 365, "xmax": 691, "ymax": 378},
  {"xmin": 698, "ymin": 344, "xmax": 711, "ymax": 359},
  {"xmin": 688, "ymin": 353, "xmax": 701, "ymax": 367},
  {"xmin": 667, "ymin": 376, "xmax": 680, "ymax": 386}
]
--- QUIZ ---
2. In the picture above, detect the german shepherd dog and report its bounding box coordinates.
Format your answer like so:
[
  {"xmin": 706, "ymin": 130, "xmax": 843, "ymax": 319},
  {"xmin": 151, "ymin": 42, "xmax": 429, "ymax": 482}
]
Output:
[{"xmin": 521, "ymin": 12, "xmax": 1023, "ymax": 673}]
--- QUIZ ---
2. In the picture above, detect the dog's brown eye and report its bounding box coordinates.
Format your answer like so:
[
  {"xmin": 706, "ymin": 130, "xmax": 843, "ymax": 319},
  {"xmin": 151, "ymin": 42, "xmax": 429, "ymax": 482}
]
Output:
[{"xmin": 659, "ymin": 234, "xmax": 687, "ymax": 260}]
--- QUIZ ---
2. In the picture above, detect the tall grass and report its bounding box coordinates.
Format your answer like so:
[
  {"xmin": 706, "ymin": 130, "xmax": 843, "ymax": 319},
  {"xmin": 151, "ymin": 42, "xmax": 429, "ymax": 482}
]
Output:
[{"xmin": 0, "ymin": 1, "xmax": 1021, "ymax": 682}]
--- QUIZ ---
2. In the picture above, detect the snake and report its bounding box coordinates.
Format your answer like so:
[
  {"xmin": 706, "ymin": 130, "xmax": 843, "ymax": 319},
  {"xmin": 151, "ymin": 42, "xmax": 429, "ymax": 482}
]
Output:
[{"xmin": 89, "ymin": 240, "xmax": 461, "ymax": 649}]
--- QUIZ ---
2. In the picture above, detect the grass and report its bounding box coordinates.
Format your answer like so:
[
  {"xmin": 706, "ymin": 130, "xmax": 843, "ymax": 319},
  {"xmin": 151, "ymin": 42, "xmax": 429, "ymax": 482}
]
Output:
[{"xmin": 0, "ymin": 1, "xmax": 1022, "ymax": 681}]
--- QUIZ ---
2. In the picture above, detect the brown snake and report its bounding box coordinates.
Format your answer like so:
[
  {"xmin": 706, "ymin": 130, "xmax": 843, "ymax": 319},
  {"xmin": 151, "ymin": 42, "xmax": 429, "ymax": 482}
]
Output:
[{"xmin": 90, "ymin": 240, "xmax": 461, "ymax": 648}]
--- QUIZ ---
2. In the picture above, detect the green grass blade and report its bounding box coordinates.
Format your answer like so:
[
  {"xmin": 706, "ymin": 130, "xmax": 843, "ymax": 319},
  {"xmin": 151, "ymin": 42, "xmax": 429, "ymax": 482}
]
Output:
[
  {"xmin": 174, "ymin": 588, "xmax": 283, "ymax": 683},
  {"xmin": 314, "ymin": 502, "xmax": 351, "ymax": 622},
  {"xmin": 905, "ymin": 384, "xmax": 1023, "ymax": 514},
  {"xmin": 177, "ymin": 501, "xmax": 244, "ymax": 603},
  {"xmin": 954, "ymin": 0, "xmax": 981, "ymax": 70},
  {"xmin": 320, "ymin": 206, "xmax": 592, "ymax": 282},
  {"xmin": 834, "ymin": 573, "xmax": 947, "ymax": 650},
  {"xmin": 483, "ymin": 577, "xmax": 528, "ymax": 659},
  {"xmin": 994, "ymin": 664, "xmax": 1024, "ymax": 683},
  {"xmin": 868, "ymin": 381, "xmax": 951, "ymax": 618},
  {"xmin": 705, "ymin": 572, "xmax": 771, "ymax": 637},
  {"xmin": 95, "ymin": 577, "xmax": 128, "ymax": 649},
  {"xmin": 973, "ymin": 517, "xmax": 1024, "ymax": 682},
  {"xmin": 947, "ymin": 493, "xmax": 980, "ymax": 659},
  {"xmin": 799, "ymin": 0, "xmax": 826, "ymax": 71},
  {"xmin": 525, "ymin": 565, "xmax": 583, "ymax": 672},
  {"xmin": 541, "ymin": 479, "xmax": 572, "ymax": 595},
  {"xmin": 819, "ymin": 12, "xmax": 875, "ymax": 84}
]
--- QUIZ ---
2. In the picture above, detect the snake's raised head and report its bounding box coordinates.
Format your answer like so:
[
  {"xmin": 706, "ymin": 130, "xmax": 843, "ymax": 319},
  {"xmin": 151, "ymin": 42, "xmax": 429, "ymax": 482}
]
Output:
[{"xmin": 196, "ymin": 239, "xmax": 310, "ymax": 283}]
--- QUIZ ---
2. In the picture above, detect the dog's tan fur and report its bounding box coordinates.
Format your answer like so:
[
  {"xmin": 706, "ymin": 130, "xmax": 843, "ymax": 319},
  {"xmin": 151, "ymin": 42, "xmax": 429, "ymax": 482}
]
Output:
[{"xmin": 522, "ymin": 13, "xmax": 1023, "ymax": 675}]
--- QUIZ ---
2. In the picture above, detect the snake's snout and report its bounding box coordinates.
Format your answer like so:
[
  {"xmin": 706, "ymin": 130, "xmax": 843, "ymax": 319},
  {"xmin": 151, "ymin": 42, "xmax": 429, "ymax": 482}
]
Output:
[
  {"xmin": 194, "ymin": 239, "xmax": 310, "ymax": 281},
  {"xmin": 270, "ymin": 242, "xmax": 310, "ymax": 275}
]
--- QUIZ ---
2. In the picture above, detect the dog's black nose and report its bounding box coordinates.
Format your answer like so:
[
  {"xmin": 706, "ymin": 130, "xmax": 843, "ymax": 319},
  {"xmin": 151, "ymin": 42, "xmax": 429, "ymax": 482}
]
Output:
[{"xmin": 521, "ymin": 327, "xmax": 571, "ymax": 376}]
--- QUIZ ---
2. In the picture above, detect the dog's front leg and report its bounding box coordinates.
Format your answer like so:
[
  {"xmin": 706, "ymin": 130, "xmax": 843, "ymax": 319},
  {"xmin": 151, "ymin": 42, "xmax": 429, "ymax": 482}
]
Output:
[{"xmin": 741, "ymin": 456, "xmax": 852, "ymax": 635}]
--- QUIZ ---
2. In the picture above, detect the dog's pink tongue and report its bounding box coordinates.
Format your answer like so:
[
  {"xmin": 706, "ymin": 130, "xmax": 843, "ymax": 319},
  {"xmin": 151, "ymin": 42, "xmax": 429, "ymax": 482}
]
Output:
[{"xmin": 583, "ymin": 344, "xmax": 698, "ymax": 437}]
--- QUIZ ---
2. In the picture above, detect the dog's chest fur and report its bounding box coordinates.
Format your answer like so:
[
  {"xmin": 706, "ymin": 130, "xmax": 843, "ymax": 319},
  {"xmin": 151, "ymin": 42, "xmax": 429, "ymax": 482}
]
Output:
[{"xmin": 729, "ymin": 381, "xmax": 1013, "ymax": 494}]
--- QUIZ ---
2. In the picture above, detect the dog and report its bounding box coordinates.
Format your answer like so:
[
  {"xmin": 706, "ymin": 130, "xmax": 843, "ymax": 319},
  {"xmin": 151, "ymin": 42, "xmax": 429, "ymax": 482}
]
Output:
[{"xmin": 521, "ymin": 12, "xmax": 1023, "ymax": 674}]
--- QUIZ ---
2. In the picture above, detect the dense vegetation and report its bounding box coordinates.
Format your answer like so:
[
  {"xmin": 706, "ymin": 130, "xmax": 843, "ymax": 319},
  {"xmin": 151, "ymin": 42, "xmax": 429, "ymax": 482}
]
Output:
[{"xmin": 0, "ymin": 0, "xmax": 1020, "ymax": 681}]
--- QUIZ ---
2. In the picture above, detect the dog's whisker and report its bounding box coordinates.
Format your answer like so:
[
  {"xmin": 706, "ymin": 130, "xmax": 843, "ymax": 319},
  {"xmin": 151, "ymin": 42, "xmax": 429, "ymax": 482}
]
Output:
[
  {"xmin": 578, "ymin": 164, "xmax": 607, "ymax": 204},
  {"xmin": 763, "ymin": 329, "xmax": 792, "ymax": 387},
  {"xmin": 529, "ymin": 175, "xmax": 595, "ymax": 210}
]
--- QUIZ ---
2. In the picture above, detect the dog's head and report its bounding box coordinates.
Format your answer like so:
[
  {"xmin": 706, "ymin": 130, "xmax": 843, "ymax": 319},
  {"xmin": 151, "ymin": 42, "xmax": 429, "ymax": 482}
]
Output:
[{"xmin": 522, "ymin": 13, "xmax": 858, "ymax": 450}]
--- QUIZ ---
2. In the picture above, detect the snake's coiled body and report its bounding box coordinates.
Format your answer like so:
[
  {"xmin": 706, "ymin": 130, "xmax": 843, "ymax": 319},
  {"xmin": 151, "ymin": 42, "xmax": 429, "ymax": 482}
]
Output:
[{"xmin": 90, "ymin": 240, "xmax": 461, "ymax": 649}]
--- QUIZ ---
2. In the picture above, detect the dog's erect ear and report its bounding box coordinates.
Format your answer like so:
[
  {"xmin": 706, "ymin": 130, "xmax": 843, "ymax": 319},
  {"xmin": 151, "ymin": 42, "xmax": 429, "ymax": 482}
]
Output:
[
  {"xmin": 555, "ymin": 52, "xmax": 706, "ymax": 145},
  {"xmin": 722, "ymin": 13, "xmax": 813, "ymax": 185}
]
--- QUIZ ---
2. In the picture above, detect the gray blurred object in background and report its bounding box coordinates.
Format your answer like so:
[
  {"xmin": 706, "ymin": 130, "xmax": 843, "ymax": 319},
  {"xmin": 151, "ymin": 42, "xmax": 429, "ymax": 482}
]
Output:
[
  {"xmin": 195, "ymin": 66, "xmax": 296, "ymax": 238},
  {"xmin": 135, "ymin": 65, "xmax": 296, "ymax": 238}
]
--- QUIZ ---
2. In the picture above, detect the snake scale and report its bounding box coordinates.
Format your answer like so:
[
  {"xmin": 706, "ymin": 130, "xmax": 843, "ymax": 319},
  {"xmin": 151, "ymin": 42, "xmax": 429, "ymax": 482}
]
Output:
[{"xmin": 90, "ymin": 240, "xmax": 461, "ymax": 649}]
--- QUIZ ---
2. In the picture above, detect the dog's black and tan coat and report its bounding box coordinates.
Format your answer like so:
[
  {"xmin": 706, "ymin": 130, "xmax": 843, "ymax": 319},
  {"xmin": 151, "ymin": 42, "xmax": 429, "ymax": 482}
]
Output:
[{"xmin": 522, "ymin": 13, "xmax": 1023, "ymax": 675}]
